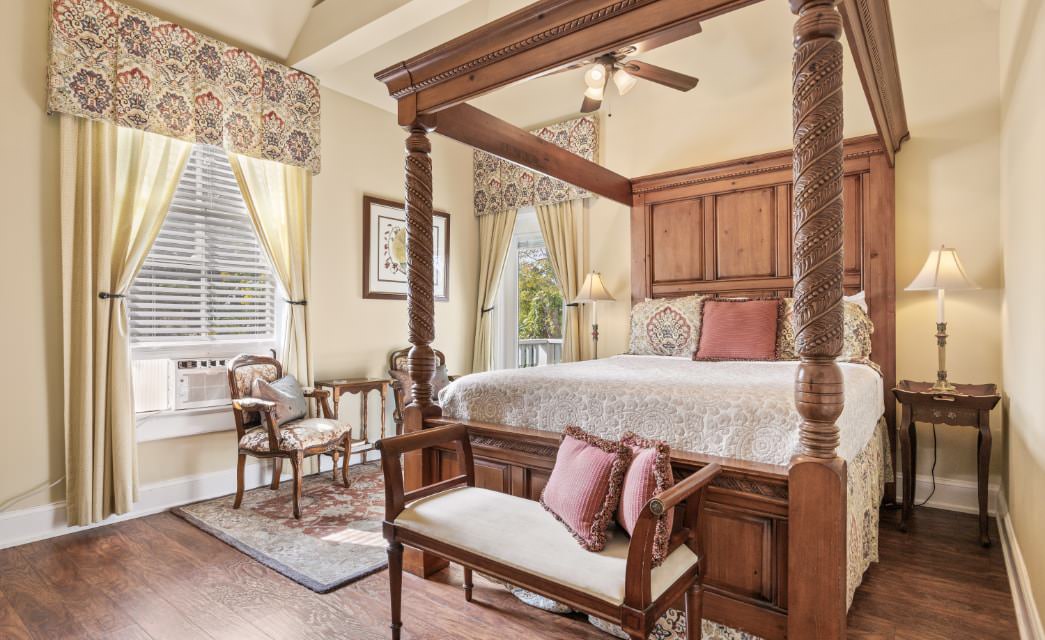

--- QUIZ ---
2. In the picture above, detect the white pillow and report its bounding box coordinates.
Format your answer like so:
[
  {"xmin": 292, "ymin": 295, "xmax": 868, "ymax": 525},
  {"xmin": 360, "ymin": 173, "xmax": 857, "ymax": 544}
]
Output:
[{"xmin": 844, "ymin": 290, "xmax": 868, "ymax": 313}]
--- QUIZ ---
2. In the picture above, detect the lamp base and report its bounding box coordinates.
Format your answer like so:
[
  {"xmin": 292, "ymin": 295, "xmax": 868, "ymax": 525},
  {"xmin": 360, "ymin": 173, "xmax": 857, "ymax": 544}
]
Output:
[{"xmin": 932, "ymin": 322, "xmax": 955, "ymax": 393}]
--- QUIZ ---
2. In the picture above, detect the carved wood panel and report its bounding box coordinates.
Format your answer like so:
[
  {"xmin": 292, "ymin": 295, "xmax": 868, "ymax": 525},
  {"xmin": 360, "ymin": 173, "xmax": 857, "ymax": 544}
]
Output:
[
  {"xmin": 651, "ymin": 198, "xmax": 704, "ymax": 283},
  {"xmin": 701, "ymin": 507, "xmax": 778, "ymax": 605},
  {"xmin": 714, "ymin": 188, "xmax": 776, "ymax": 279}
]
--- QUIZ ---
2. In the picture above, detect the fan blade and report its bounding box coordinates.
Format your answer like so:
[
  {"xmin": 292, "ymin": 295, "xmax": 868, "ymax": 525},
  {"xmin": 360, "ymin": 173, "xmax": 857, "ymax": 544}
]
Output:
[
  {"xmin": 627, "ymin": 19, "xmax": 703, "ymax": 56},
  {"xmin": 625, "ymin": 61, "xmax": 699, "ymax": 92},
  {"xmin": 580, "ymin": 94, "xmax": 602, "ymax": 113}
]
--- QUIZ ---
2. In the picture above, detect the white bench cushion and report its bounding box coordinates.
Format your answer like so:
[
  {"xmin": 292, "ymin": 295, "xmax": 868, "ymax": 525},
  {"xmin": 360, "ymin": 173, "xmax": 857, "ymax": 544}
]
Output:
[{"xmin": 394, "ymin": 486, "xmax": 698, "ymax": 605}]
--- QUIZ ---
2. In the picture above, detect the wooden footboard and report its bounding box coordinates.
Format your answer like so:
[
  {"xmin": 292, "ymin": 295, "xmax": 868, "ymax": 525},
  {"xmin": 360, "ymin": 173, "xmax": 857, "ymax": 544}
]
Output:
[{"xmin": 426, "ymin": 417, "xmax": 792, "ymax": 640}]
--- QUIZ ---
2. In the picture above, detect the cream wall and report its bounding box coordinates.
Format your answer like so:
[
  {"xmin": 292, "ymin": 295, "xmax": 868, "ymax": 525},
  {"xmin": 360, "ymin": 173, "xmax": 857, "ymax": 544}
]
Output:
[
  {"xmin": 476, "ymin": 0, "xmax": 1004, "ymax": 486},
  {"xmin": 1000, "ymin": 0, "xmax": 1045, "ymax": 622},
  {"xmin": 0, "ymin": 0, "xmax": 475, "ymax": 510}
]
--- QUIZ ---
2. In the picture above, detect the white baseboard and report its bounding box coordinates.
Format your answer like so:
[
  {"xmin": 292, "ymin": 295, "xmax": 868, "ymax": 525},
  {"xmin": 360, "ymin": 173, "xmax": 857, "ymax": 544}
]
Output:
[
  {"xmin": 0, "ymin": 449, "xmax": 377, "ymax": 551},
  {"xmin": 998, "ymin": 492, "xmax": 1045, "ymax": 640},
  {"xmin": 895, "ymin": 472, "xmax": 999, "ymax": 516}
]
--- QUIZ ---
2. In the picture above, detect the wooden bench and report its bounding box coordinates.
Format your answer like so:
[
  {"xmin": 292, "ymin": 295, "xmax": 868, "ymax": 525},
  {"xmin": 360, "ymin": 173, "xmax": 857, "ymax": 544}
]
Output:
[{"xmin": 376, "ymin": 424, "xmax": 721, "ymax": 640}]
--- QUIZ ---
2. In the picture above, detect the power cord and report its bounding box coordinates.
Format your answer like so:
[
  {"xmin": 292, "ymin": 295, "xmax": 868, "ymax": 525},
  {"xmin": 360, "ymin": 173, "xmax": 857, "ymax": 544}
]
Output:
[
  {"xmin": 915, "ymin": 424, "xmax": 938, "ymax": 507},
  {"xmin": 0, "ymin": 476, "xmax": 65, "ymax": 513}
]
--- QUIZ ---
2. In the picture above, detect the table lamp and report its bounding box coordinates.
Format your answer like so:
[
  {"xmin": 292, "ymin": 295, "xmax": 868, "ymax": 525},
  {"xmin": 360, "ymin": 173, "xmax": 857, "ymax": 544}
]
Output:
[
  {"xmin": 905, "ymin": 246, "xmax": 979, "ymax": 392},
  {"xmin": 573, "ymin": 271, "xmax": 615, "ymax": 359}
]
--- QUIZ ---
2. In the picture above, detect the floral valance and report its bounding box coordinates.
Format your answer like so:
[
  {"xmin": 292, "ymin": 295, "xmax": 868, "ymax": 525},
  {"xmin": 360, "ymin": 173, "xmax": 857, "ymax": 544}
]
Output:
[
  {"xmin": 473, "ymin": 115, "xmax": 598, "ymax": 216},
  {"xmin": 46, "ymin": 0, "xmax": 322, "ymax": 174}
]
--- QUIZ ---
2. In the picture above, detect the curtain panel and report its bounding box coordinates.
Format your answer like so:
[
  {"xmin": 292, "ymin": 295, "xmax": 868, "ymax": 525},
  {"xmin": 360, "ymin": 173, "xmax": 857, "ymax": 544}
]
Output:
[
  {"xmin": 47, "ymin": 0, "xmax": 321, "ymax": 174},
  {"xmin": 61, "ymin": 115, "xmax": 191, "ymax": 525},
  {"xmin": 536, "ymin": 200, "xmax": 587, "ymax": 363},
  {"xmin": 228, "ymin": 154, "xmax": 315, "ymax": 387},
  {"xmin": 473, "ymin": 115, "xmax": 598, "ymax": 217},
  {"xmin": 472, "ymin": 209, "xmax": 519, "ymax": 373}
]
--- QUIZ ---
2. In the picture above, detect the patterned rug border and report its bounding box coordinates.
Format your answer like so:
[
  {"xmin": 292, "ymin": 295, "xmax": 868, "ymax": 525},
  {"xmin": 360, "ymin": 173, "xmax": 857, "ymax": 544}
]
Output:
[{"xmin": 172, "ymin": 473, "xmax": 388, "ymax": 594}]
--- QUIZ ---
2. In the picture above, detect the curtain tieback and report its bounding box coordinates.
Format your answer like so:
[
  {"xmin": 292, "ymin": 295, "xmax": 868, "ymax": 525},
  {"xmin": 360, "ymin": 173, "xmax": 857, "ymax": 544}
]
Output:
[
  {"xmin": 285, "ymin": 298, "xmax": 308, "ymax": 306},
  {"xmin": 481, "ymin": 305, "xmax": 495, "ymax": 314},
  {"xmin": 566, "ymin": 302, "xmax": 580, "ymax": 308},
  {"xmin": 98, "ymin": 292, "xmax": 126, "ymax": 300}
]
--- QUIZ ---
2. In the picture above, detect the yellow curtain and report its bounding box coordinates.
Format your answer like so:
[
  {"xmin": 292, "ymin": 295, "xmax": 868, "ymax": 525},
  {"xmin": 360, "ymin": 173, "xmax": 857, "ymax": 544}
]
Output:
[
  {"xmin": 536, "ymin": 200, "xmax": 586, "ymax": 363},
  {"xmin": 227, "ymin": 153, "xmax": 314, "ymax": 386},
  {"xmin": 472, "ymin": 209, "xmax": 518, "ymax": 372},
  {"xmin": 61, "ymin": 115, "xmax": 191, "ymax": 525}
]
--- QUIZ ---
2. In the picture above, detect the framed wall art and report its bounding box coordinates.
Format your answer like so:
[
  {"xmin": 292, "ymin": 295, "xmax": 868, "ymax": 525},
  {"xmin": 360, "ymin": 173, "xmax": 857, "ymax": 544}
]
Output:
[{"xmin": 363, "ymin": 196, "xmax": 450, "ymax": 301}]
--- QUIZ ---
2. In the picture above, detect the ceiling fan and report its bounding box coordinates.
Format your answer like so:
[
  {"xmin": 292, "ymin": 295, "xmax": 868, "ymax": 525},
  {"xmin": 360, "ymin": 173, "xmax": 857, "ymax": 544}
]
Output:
[{"xmin": 575, "ymin": 50, "xmax": 700, "ymax": 113}]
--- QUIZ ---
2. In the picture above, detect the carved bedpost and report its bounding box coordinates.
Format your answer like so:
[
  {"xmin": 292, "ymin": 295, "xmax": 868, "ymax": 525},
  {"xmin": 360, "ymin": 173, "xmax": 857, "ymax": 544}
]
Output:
[
  {"xmin": 401, "ymin": 121, "xmax": 448, "ymax": 578},
  {"xmin": 788, "ymin": 1, "xmax": 848, "ymax": 638}
]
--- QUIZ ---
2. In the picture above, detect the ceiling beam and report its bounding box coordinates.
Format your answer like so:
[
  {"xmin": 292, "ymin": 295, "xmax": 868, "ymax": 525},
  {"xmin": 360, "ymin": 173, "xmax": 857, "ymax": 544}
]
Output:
[
  {"xmin": 376, "ymin": 0, "xmax": 761, "ymax": 116},
  {"xmin": 436, "ymin": 104, "xmax": 633, "ymax": 206},
  {"xmin": 288, "ymin": 0, "xmax": 471, "ymax": 75},
  {"xmin": 840, "ymin": 0, "xmax": 910, "ymax": 166}
]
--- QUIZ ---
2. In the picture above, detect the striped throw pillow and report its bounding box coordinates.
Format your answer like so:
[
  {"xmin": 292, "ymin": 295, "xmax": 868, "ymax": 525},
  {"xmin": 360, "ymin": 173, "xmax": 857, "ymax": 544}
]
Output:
[
  {"xmin": 617, "ymin": 433, "xmax": 674, "ymax": 567},
  {"xmin": 694, "ymin": 299, "xmax": 781, "ymax": 361}
]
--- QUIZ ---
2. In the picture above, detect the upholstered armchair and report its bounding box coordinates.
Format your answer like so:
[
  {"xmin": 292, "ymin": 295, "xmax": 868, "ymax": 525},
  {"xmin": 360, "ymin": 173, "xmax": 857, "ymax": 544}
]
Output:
[
  {"xmin": 227, "ymin": 354, "xmax": 353, "ymax": 519},
  {"xmin": 387, "ymin": 347, "xmax": 458, "ymax": 433}
]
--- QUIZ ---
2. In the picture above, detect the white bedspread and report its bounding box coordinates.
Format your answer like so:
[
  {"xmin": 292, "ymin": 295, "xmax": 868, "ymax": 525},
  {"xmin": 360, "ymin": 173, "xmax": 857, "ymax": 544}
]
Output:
[{"xmin": 440, "ymin": 356, "xmax": 884, "ymax": 467}]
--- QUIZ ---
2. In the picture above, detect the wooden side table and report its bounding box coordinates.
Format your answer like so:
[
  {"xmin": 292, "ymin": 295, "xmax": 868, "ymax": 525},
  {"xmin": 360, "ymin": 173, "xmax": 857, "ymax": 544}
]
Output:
[
  {"xmin": 893, "ymin": 380, "xmax": 1000, "ymax": 546},
  {"xmin": 315, "ymin": 378, "xmax": 390, "ymax": 463}
]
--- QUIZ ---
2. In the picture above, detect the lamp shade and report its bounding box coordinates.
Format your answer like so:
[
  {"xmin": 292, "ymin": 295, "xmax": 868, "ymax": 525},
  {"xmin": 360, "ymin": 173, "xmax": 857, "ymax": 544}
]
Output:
[
  {"xmin": 905, "ymin": 246, "xmax": 979, "ymax": 292},
  {"xmin": 573, "ymin": 271, "xmax": 615, "ymax": 303}
]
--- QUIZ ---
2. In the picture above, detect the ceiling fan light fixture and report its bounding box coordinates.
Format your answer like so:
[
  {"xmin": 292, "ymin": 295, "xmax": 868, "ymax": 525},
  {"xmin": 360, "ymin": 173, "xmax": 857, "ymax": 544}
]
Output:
[
  {"xmin": 584, "ymin": 63, "xmax": 607, "ymax": 89},
  {"xmin": 613, "ymin": 68, "xmax": 638, "ymax": 96},
  {"xmin": 583, "ymin": 85, "xmax": 604, "ymax": 101}
]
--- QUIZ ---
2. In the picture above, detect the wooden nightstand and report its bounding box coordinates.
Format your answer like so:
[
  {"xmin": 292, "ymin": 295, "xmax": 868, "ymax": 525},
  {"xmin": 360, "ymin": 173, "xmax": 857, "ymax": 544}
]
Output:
[
  {"xmin": 893, "ymin": 380, "xmax": 1000, "ymax": 546},
  {"xmin": 314, "ymin": 378, "xmax": 390, "ymax": 463}
]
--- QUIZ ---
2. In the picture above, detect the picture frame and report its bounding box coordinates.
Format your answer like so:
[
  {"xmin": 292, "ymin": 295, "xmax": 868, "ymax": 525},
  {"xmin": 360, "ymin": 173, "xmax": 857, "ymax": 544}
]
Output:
[{"xmin": 362, "ymin": 195, "xmax": 450, "ymax": 301}]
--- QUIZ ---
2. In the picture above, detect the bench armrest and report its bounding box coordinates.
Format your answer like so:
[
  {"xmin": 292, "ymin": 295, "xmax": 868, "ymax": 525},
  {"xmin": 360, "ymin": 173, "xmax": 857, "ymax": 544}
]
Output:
[
  {"xmin": 624, "ymin": 462, "xmax": 722, "ymax": 608},
  {"xmin": 375, "ymin": 424, "xmax": 475, "ymax": 522}
]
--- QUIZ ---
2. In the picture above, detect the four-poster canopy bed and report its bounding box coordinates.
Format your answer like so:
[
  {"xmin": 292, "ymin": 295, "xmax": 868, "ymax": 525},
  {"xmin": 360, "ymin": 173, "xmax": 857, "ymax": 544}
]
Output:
[{"xmin": 374, "ymin": 1, "xmax": 909, "ymax": 638}]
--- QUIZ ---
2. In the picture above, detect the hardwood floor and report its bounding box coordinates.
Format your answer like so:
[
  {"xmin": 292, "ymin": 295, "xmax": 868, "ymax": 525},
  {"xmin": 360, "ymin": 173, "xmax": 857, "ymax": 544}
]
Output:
[{"xmin": 0, "ymin": 507, "xmax": 1018, "ymax": 639}]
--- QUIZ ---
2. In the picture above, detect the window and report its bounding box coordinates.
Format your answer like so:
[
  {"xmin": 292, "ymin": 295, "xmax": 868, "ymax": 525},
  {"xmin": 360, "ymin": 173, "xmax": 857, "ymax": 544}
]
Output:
[
  {"xmin": 129, "ymin": 144, "xmax": 283, "ymax": 433},
  {"xmin": 128, "ymin": 144, "xmax": 280, "ymax": 345},
  {"xmin": 493, "ymin": 208, "xmax": 564, "ymax": 369}
]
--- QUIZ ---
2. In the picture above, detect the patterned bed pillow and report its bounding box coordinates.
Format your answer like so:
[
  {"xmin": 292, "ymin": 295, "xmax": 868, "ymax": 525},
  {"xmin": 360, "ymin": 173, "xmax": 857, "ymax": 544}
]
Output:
[
  {"xmin": 777, "ymin": 298, "xmax": 875, "ymax": 363},
  {"xmin": 694, "ymin": 299, "xmax": 781, "ymax": 361},
  {"xmin": 540, "ymin": 426, "xmax": 631, "ymax": 552},
  {"xmin": 617, "ymin": 433, "xmax": 674, "ymax": 567},
  {"xmin": 628, "ymin": 295, "xmax": 705, "ymax": 357}
]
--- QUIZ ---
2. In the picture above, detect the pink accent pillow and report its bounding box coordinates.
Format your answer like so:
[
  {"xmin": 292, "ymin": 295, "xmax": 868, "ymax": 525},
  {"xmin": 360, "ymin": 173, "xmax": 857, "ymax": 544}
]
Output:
[
  {"xmin": 540, "ymin": 426, "xmax": 631, "ymax": 551},
  {"xmin": 694, "ymin": 299, "xmax": 781, "ymax": 361},
  {"xmin": 618, "ymin": 433, "xmax": 674, "ymax": 567}
]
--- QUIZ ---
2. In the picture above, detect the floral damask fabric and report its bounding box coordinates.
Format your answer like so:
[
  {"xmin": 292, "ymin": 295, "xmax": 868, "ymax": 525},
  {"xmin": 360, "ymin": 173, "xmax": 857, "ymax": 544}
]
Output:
[
  {"xmin": 473, "ymin": 115, "xmax": 598, "ymax": 216},
  {"xmin": 239, "ymin": 418, "xmax": 349, "ymax": 453},
  {"xmin": 777, "ymin": 298, "xmax": 875, "ymax": 367},
  {"xmin": 628, "ymin": 296, "xmax": 705, "ymax": 357},
  {"xmin": 47, "ymin": 0, "xmax": 321, "ymax": 173}
]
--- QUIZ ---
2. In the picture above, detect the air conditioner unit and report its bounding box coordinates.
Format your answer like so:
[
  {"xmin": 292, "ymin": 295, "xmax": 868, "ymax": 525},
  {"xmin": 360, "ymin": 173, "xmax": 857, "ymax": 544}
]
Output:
[{"xmin": 172, "ymin": 358, "xmax": 231, "ymax": 411}]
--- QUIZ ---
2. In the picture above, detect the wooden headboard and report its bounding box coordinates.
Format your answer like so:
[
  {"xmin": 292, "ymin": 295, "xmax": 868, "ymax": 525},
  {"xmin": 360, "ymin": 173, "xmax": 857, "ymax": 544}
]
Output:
[{"xmin": 630, "ymin": 134, "xmax": 896, "ymax": 487}]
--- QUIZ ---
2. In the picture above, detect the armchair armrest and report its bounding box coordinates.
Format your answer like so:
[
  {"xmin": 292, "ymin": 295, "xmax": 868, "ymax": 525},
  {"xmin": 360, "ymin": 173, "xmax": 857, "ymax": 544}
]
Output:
[
  {"xmin": 302, "ymin": 387, "xmax": 335, "ymax": 418},
  {"xmin": 375, "ymin": 424, "xmax": 475, "ymax": 522},
  {"xmin": 233, "ymin": 397, "xmax": 276, "ymax": 412},
  {"xmin": 624, "ymin": 462, "xmax": 722, "ymax": 608}
]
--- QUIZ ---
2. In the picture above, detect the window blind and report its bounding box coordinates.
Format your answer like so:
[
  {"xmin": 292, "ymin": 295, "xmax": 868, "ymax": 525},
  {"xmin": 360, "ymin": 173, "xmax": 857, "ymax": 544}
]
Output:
[{"xmin": 128, "ymin": 144, "xmax": 278, "ymax": 344}]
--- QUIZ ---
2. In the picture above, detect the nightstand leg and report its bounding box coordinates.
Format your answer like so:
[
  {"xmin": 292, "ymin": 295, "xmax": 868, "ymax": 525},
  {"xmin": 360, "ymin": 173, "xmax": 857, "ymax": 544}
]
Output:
[
  {"xmin": 977, "ymin": 414, "xmax": 992, "ymax": 547},
  {"xmin": 899, "ymin": 404, "xmax": 913, "ymax": 531}
]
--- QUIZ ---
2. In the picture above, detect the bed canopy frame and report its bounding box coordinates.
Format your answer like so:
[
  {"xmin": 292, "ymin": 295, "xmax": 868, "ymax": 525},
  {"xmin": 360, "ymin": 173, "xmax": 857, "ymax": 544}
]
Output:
[{"xmin": 375, "ymin": 1, "xmax": 908, "ymax": 638}]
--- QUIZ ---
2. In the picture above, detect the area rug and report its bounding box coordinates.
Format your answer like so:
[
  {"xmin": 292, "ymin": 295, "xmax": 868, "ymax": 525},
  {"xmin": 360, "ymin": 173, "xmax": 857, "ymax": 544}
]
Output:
[{"xmin": 173, "ymin": 461, "xmax": 387, "ymax": 593}]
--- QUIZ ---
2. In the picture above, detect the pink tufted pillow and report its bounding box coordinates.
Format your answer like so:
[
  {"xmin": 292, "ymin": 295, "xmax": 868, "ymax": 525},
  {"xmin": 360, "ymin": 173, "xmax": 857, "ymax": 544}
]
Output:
[
  {"xmin": 694, "ymin": 299, "xmax": 781, "ymax": 361},
  {"xmin": 540, "ymin": 426, "xmax": 631, "ymax": 552},
  {"xmin": 617, "ymin": 433, "xmax": 675, "ymax": 567}
]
